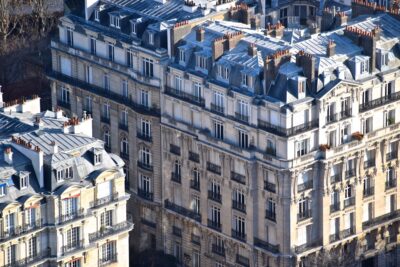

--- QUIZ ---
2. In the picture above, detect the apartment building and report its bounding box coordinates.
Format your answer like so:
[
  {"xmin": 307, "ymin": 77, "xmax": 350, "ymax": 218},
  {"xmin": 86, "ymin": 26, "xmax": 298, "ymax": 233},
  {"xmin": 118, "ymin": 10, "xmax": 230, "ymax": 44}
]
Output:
[
  {"xmin": 161, "ymin": 4, "xmax": 400, "ymax": 267},
  {"xmin": 0, "ymin": 93, "xmax": 132, "ymax": 266}
]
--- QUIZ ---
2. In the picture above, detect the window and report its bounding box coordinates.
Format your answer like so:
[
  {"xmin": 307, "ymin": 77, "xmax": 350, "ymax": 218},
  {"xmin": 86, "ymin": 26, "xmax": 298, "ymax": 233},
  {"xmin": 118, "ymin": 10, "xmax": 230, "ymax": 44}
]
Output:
[
  {"xmin": 174, "ymin": 242, "xmax": 182, "ymax": 263},
  {"xmin": 85, "ymin": 65, "xmax": 92, "ymax": 83},
  {"xmin": 65, "ymin": 259, "xmax": 81, "ymax": 267},
  {"xmin": 280, "ymin": 7, "xmax": 288, "ymax": 18},
  {"xmin": 363, "ymin": 202, "xmax": 373, "ymax": 222},
  {"xmin": 56, "ymin": 170, "xmax": 63, "ymax": 182},
  {"xmin": 179, "ymin": 49, "xmax": 185, "ymax": 62},
  {"xmin": 139, "ymin": 174, "xmax": 151, "ymax": 193},
  {"xmin": 127, "ymin": 50, "xmax": 134, "ymax": 68},
  {"xmin": 131, "ymin": 22, "xmax": 136, "ymax": 34},
  {"xmin": 63, "ymin": 197, "xmax": 78, "ymax": 216},
  {"xmin": 217, "ymin": 65, "xmax": 229, "ymax": 80},
  {"xmin": 122, "ymin": 80, "xmax": 128, "ymax": 98},
  {"xmin": 296, "ymin": 139, "xmax": 309, "ymax": 157},
  {"xmin": 331, "ymin": 190, "xmax": 339, "ymax": 205},
  {"xmin": 193, "ymin": 250, "xmax": 200, "ymax": 267},
  {"xmin": 140, "ymin": 90, "xmax": 149, "ymax": 107},
  {"xmin": 141, "ymin": 119, "xmax": 151, "ymax": 137},
  {"xmin": 298, "ymin": 198, "xmax": 309, "ymax": 217},
  {"xmin": 233, "ymin": 215, "xmax": 246, "ymax": 235},
  {"xmin": 196, "ymin": 55, "xmax": 208, "ymax": 69},
  {"xmin": 94, "ymin": 153, "xmax": 102, "ymax": 165},
  {"xmin": 65, "ymin": 166, "xmax": 73, "ymax": 179},
  {"xmin": 210, "ymin": 205, "xmax": 221, "ymax": 224},
  {"xmin": 94, "ymin": 10, "xmax": 100, "ymax": 21},
  {"xmin": 213, "ymin": 120, "xmax": 224, "ymax": 140},
  {"xmin": 384, "ymin": 109, "xmax": 396, "ymax": 126},
  {"xmin": 140, "ymin": 147, "xmax": 152, "ymax": 166},
  {"xmin": 340, "ymin": 125, "xmax": 350, "ymax": 144},
  {"xmin": 28, "ymin": 237, "xmax": 37, "ymax": 257},
  {"xmin": 148, "ymin": 32, "xmax": 154, "ymax": 45},
  {"xmin": 175, "ymin": 75, "xmax": 183, "ymax": 91},
  {"xmin": 193, "ymin": 82, "xmax": 202, "ymax": 100},
  {"xmin": 103, "ymin": 102, "xmax": 110, "ymax": 119},
  {"xmin": 104, "ymin": 74, "xmax": 110, "ymax": 91},
  {"xmin": 121, "ymin": 109, "xmax": 128, "ymax": 126},
  {"xmin": 120, "ymin": 137, "xmax": 129, "ymax": 155},
  {"xmin": 344, "ymin": 184, "xmax": 352, "ymax": 199},
  {"xmin": 266, "ymin": 139, "xmax": 276, "ymax": 155},
  {"xmin": 360, "ymin": 59, "xmax": 369, "ymax": 74},
  {"xmin": 237, "ymin": 100, "xmax": 249, "ymax": 118},
  {"xmin": 110, "ymin": 15, "xmax": 120, "ymax": 28},
  {"xmin": 104, "ymin": 131, "xmax": 110, "ymax": 148},
  {"xmin": 85, "ymin": 96, "xmax": 92, "ymax": 113},
  {"xmin": 20, "ymin": 174, "xmax": 28, "ymax": 189},
  {"xmin": 90, "ymin": 37, "xmax": 96, "ymax": 55},
  {"xmin": 142, "ymin": 58, "xmax": 154, "ymax": 77},
  {"xmin": 66, "ymin": 227, "xmax": 79, "ymax": 247},
  {"xmin": 61, "ymin": 87, "xmax": 70, "ymax": 103},
  {"xmin": 66, "ymin": 27, "xmax": 74, "ymax": 46},
  {"xmin": 233, "ymin": 189, "xmax": 245, "ymax": 206},
  {"xmin": 191, "ymin": 195, "xmax": 200, "ymax": 214},
  {"xmin": 211, "ymin": 180, "xmax": 221, "ymax": 195},
  {"xmin": 383, "ymin": 81, "xmax": 394, "ymax": 97},
  {"xmin": 6, "ymin": 213, "xmax": 15, "ymax": 233},
  {"xmin": 267, "ymin": 199, "xmax": 276, "ymax": 216},
  {"xmin": 298, "ymin": 80, "xmax": 305, "ymax": 93},
  {"xmin": 100, "ymin": 210, "xmax": 113, "ymax": 227},
  {"xmin": 362, "ymin": 117, "xmax": 373, "ymax": 134},
  {"xmin": 102, "ymin": 241, "xmax": 117, "ymax": 262},
  {"xmin": 212, "ymin": 91, "xmax": 224, "ymax": 113},
  {"xmin": 241, "ymin": 73, "xmax": 250, "ymax": 87},
  {"xmin": 381, "ymin": 53, "xmax": 389, "ymax": 66},
  {"xmin": 173, "ymin": 160, "xmax": 181, "ymax": 177},
  {"xmin": 238, "ymin": 130, "xmax": 249, "ymax": 148},
  {"xmin": 108, "ymin": 43, "xmax": 114, "ymax": 61},
  {"xmin": 6, "ymin": 245, "xmax": 16, "ymax": 265}
]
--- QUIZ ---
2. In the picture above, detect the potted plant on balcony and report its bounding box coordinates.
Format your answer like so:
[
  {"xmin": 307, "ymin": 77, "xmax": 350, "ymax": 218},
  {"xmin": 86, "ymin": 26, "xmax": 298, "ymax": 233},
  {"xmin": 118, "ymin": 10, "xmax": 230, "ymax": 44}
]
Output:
[
  {"xmin": 319, "ymin": 144, "xmax": 330, "ymax": 152},
  {"xmin": 352, "ymin": 131, "xmax": 364, "ymax": 141}
]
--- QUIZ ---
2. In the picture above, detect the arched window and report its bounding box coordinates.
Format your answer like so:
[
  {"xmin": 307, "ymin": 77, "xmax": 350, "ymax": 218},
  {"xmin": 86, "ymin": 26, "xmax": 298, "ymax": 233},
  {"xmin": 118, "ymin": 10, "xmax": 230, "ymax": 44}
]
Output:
[
  {"xmin": 139, "ymin": 147, "xmax": 151, "ymax": 166},
  {"xmin": 120, "ymin": 137, "xmax": 129, "ymax": 155},
  {"xmin": 104, "ymin": 130, "xmax": 111, "ymax": 148}
]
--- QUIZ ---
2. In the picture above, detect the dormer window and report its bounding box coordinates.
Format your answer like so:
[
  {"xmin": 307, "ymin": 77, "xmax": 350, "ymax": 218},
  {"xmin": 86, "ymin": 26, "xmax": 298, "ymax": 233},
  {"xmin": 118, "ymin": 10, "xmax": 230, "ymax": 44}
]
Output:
[
  {"xmin": 110, "ymin": 15, "xmax": 120, "ymax": 29},
  {"xmin": 56, "ymin": 169, "xmax": 63, "ymax": 182},
  {"xmin": 20, "ymin": 174, "xmax": 29, "ymax": 189},
  {"xmin": 94, "ymin": 153, "xmax": 102, "ymax": 165},
  {"xmin": 196, "ymin": 55, "xmax": 208, "ymax": 70},
  {"xmin": 241, "ymin": 73, "xmax": 253, "ymax": 89},
  {"xmin": 95, "ymin": 10, "xmax": 100, "ymax": 22},
  {"xmin": 360, "ymin": 59, "xmax": 369, "ymax": 74},
  {"xmin": 217, "ymin": 65, "xmax": 229, "ymax": 80},
  {"xmin": 131, "ymin": 22, "xmax": 136, "ymax": 35},
  {"xmin": 381, "ymin": 53, "xmax": 389, "ymax": 67},
  {"xmin": 149, "ymin": 32, "xmax": 154, "ymax": 45},
  {"xmin": 179, "ymin": 48, "xmax": 186, "ymax": 63},
  {"xmin": 65, "ymin": 166, "xmax": 73, "ymax": 179},
  {"xmin": 0, "ymin": 184, "xmax": 6, "ymax": 197}
]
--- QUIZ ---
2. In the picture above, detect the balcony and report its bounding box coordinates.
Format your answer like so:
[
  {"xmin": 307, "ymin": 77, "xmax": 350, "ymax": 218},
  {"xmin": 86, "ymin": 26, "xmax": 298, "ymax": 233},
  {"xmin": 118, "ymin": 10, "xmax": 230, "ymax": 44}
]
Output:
[
  {"xmin": 56, "ymin": 208, "xmax": 85, "ymax": 224},
  {"xmin": 385, "ymin": 179, "xmax": 397, "ymax": 190},
  {"xmin": 208, "ymin": 190, "xmax": 222, "ymax": 203},
  {"xmin": 61, "ymin": 239, "xmax": 84, "ymax": 255},
  {"xmin": 190, "ymin": 179, "xmax": 200, "ymax": 191},
  {"xmin": 232, "ymin": 229, "xmax": 247, "ymax": 242},
  {"xmin": 89, "ymin": 221, "xmax": 133, "ymax": 242},
  {"xmin": 189, "ymin": 151, "xmax": 200, "ymax": 163},
  {"xmin": 165, "ymin": 86, "xmax": 205, "ymax": 107},
  {"xmin": 265, "ymin": 210, "xmax": 276, "ymax": 222},
  {"xmin": 0, "ymin": 219, "xmax": 43, "ymax": 240},
  {"xmin": 329, "ymin": 233, "xmax": 339, "ymax": 243},
  {"xmin": 210, "ymin": 103, "xmax": 224, "ymax": 114},
  {"xmin": 363, "ymin": 210, "xmax": 400, "ymax": 229},
  {"xmin": 265, "ymin": 147, "xmax": 277, "ymax": 156},
  {"xmin": 4, "ymin": 250, "xmax": 52, "ymax": 267},
  {"xmin": 137, "ymin": 188, "xmax": 154, "ymax": 201},
  {"xmin": 137, "ymin": 161, "xmax": 153, "ymax": 172},
  {"xmin": 297, "ymin": 209, "xmax": 312, "ymax": 221},
  {"xmin": 191, "ymin": 234, "xmax": 201, "ymax": 245},
  {"xmin": 100, "ymin": 253, "xmax": 118, "ymax": 267},
  {"xmin": 57, "ymin": 99, "xmax": 71, "ymax": 109},
  {"xmin": 340, "ymin": 227, "xmax": 354, "ymax": 238},
  {"xmin": 90, "ymin": 193, "xmax": 120, "ymax": 208},
  {"xmin": 101, "ymin": 116, "xmax": 110, "ymax": 124},
  {"xmin": 359, "ymin": 91, "xmax": 400, "ymax": 112},
  {"xmin": 231, "ymin": 171, "xmax": 246, "ymax": 184},
  {"xmin": 211, "ymin": 244, "xmax": 225, "ymax": 256},
  {"xmin": 386, "ymin": 151, "xmax": 397, "ymax": 161},
  {"xmin": 330, "ymin": 174, "xmax": 341, "ymax": 184},
  {"xmin": 232, "ymin": 200, "xmax": 246, "ymax": 213},
  {"xmin": 48, "ymin": 71, "xmax": 161, "ymax": 117},
  {"xmin": 119, "ymin": 123, "xmax": 129, "ymax": 132},
  {"xmin": 235, "ymin": 112, "xmax": 249, "ymax": 123},
  {"xmin": 344, "ymin": 197, "xmax": 355, "ymax": 208},
  {"xmin": 264, "ymin": 181, "xmax": 276, "ymax": 193},
  {"xmin": 257, "ymin": 119, "xmax": 319, "ymax": 137},
  {"xmin": 294, "ymin": 240, "xmax": 321, "ymax": 253},
  {"xmin": 236, "ymin": 254, "xmax": 250, "ymax": 267},
  {"xmin": 207, "ymin": 219, "xmax": 222, "ymax": 232},
  {"xmin": 326, "ymin": 109, "xmax": 352, "ymax": 124},
  {"xmin": 171, "ymin": 172, "xmax": 181, "ymax": 183},
  {"xmin": 364, "ymin": 159, "xmax": 375, "ymax": 169},
  {"xmin": 363, "ymin": 187, "xmax": 374, "ymax": 198},
  {"xmin": 170, "ymin": 144, "xmax": 181, "ymax": 156},
  {"xmin": 207, "ymin": 162, "xmax": 221, "ymax": 175},
  {"xmin": 141, "ymin": 218, "xmax": 156, "ymax": 228},
  {"xmin": 345, "ymin": 169, "xmax": 356, "ymax": 179},
  {"xmin": 297, "ymin": 180, "xmax": 313, "ymax": 192},
  {"xmin": 173, "ymin": 226, "xmax": 182, "ymax": 237},
  {"xmin": 330, "ymin": 203, "xmax": 340, "ymax": 213},
  {"xmin": 120, "ymin": 152, "xmax": 129, "ymax": 160},
  {"xmin": 164, "ymin": 200, "xmax": 201, "ymax": 222},
  {"xmin": 137, "ymin": 132, "xmax": 152, "ymax": 142},
  {"xmin": 254, "ymin": 237, "xmax": 279, "ymax": 253}
]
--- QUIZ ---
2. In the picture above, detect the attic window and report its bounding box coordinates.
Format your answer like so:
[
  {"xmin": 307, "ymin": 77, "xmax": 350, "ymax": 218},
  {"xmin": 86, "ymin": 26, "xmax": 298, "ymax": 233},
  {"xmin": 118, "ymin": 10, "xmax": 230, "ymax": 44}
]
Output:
[
  {"xmin": 94, "ymin": 153, "xmax": 102, "ymax": 165},
  {"xmin": 56, "ymin": 169, "xmax": 63, "ymax": 182},
  {"xmin": 65, "ymin": 166, "xmax": 73, "ymax": 179},
  {"xmin": 179, "ymin": 49, "xmax": 185, "ymax": 63},
  {"xmin": 299, "ymin": 80, "xmax": 306, "ymax": 93},
  {"xmin": 241, "ymin": 73, "xmax": 253, "ymax": 88},
  {"xmin": 381, "ymin": 53, "xmax": 389, "ymax": 66},
  {"xmin": 196, "ymin": 55, "xmax": 208, "ymax": 70},
  {"xmin": 149, "ymin": 32, "xmax": 154, "ymax": 45},
  {"xmin": 0, "ymin": 184, "xmax": 6, "ymax": 197},
  {"xmin": 360, "ymin": 59, "xmax": 369, "ymax": 74},
  {"xmin": 217, "ymin": 65, "xmax": 229, "ymax": 80},
  {"xmin": 110, "ymin": 15, "xmax": 120, "ymax": 29},
  {"xmin": 131, "ymin": 22, "xmax": 136, "ymax": 34},
  {"xmin": 20, "ymin": 174, "xmax": 29, "ymax": 189},
  {"xmin": 95, "ymin": 10, "xmax": 100, "ymax": 22}
]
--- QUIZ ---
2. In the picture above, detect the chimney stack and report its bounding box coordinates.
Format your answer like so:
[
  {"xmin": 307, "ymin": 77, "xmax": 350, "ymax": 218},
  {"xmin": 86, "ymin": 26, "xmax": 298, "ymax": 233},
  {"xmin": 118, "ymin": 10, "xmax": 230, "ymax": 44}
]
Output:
[
  {"xmin": 248, "ymin": 43, "xmax": 257, "ymax": 57},
  {"xmin": 50, "ymin": 141, "xmax": 58, "ymax": 154},
  {"xmin": 250, "ymin": 17, "xmax": 259, "ymax": 30},
  {"xmin": 196, "ymin": 27, "xmax": 205, "ymax": 42},
  {"xmin": 55, "ymin": 107, "xmax": 63, "ymax": 119},
  {"xmin": 327, "ymin": 40, "xmax": 336, "ymax": 57},
  {"xmin": 4, "ymin": 147, "xmax": 13, "ymax": 165}
]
